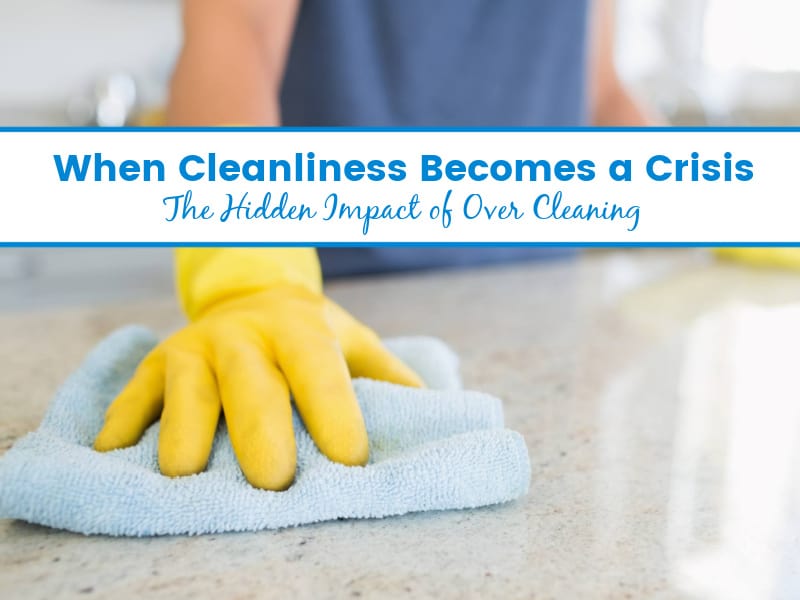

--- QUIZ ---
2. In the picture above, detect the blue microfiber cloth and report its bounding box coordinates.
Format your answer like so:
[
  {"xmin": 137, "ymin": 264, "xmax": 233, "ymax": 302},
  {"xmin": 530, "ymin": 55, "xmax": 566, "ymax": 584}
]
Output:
[{"xmin": 0, "ymin": 326, "xmax": 530, "ymax": 536}]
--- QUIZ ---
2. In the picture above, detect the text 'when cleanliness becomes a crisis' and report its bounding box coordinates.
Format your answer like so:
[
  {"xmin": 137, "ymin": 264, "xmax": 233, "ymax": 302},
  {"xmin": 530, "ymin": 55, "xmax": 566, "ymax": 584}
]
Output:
[
  {"xmin": 49, "ymin": 152, "xmax": 757, "ymax": 234},
  {"xmin": 53, "ymin": 152, "xmax": 755, "ymax": 184}
]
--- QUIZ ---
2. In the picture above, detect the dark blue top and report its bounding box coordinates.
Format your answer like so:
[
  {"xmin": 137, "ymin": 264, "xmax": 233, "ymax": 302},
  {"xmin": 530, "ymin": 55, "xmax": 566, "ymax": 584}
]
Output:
[{"xmin": 280, "ymin": 0, "xmax": 590, "ymax": 274}]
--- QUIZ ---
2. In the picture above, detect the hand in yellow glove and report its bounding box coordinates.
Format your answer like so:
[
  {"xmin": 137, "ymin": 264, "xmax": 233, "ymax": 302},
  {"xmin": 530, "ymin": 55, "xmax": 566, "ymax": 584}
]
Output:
[{"xmin": 93, "ymin": 249, "xmax": 422, "ymax": 491}]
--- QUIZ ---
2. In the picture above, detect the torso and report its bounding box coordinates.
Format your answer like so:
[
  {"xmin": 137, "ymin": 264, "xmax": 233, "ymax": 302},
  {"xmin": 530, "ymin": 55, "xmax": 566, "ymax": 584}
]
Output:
[
  {"xmin": 281, "ymin": 0, "xmax": 591, "ymax": 127},
  {"xmin": 280, "ymin": 0, "xmax": 589, "ymax": 274}
]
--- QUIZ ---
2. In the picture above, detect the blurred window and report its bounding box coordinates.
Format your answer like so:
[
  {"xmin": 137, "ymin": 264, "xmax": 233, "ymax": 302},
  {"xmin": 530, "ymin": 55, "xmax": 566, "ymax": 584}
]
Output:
[
  {"xmin": 616, "ymin": 0, "xmax": 800, "ymax": 124},
  {"xmin": 704, "ymin": 0, "xmax": 800, "ymax": 72}
]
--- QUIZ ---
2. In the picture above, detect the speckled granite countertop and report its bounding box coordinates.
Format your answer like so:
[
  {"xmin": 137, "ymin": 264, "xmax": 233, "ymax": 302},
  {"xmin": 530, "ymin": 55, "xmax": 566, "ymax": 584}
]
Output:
[{"xmin": 2, "ymin": 249, "xmax": 800, "ymax": 600}]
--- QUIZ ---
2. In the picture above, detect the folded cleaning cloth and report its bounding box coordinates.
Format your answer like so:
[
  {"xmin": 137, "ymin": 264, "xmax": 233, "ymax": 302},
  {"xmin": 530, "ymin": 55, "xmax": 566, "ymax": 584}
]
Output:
[{"xmin": 0, "ymin": 326, "xmax": 530, "ymax": 536}]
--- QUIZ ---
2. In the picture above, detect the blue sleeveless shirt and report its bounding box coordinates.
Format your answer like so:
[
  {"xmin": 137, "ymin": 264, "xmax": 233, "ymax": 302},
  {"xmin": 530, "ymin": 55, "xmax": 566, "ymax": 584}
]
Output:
[{"xmin": 280, "ymin": 0, "xmax": 590, "ymax": 274}]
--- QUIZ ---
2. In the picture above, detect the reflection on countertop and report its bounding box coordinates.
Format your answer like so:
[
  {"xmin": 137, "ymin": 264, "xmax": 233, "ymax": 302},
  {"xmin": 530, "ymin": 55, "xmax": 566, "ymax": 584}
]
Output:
[{"xmin": 1, "ymin": 248, "xmax": 800, "ymax": 599}]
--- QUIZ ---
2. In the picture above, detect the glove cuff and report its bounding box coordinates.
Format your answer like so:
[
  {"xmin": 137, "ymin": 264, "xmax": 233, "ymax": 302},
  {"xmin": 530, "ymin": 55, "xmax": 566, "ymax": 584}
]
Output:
[{"xmin": 176, "ymin": 248, "xmax": 323, "ymax": 320}]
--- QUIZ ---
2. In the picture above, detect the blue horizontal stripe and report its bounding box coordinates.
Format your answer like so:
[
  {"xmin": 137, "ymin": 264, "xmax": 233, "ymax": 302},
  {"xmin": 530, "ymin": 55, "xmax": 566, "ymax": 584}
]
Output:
[{"xmin": 1, "ymin": 242, "xmax": 799, "ymax": 248}]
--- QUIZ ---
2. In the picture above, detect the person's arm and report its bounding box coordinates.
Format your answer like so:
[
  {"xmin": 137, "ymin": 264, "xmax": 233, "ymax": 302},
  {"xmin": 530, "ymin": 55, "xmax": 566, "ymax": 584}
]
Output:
[
  {"xmin": 588, "ymin": 0, "xmax": 661, "ymax": 127},
  {"xmin": 96, "ymin": 1, "xmax": 423, "ymax": 491},
  {"xmin": 167, "ymin": 0, "xmax": 299, "ymax": 126}
]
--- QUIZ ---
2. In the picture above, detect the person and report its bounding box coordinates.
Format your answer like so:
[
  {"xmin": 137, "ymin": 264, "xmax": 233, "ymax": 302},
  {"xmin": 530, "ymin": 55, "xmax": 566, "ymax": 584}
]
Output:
[
  {"xmin": 168, "ymin": 0, "xmax": 654, "ymax": 278},
  {"xmin": 94, "ymin": 0, "xmax": 655, "ymax": 490}
]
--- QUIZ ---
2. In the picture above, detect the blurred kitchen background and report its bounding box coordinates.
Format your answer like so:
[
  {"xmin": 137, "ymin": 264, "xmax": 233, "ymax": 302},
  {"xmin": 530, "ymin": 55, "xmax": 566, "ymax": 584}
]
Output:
[{"xmin": 1, "ymin": 0, "xmax": 799, "ymax": 310}]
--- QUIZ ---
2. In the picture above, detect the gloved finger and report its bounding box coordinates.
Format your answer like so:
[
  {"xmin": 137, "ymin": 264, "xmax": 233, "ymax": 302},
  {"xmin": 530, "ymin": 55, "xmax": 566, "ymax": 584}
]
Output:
[
  {"xmin": 215, "ymin": 337, "xmax": 296, "ymax": 491},
  {"xmin": 276, "ymin": 325, "xmax": 369, "ymax": 467},
  {"xmin": 94, "ymin": 349, "xmax": 165, "ymax": 451},
  {"xmin": 323, "ymin": 298, "xmax": 423, "ymax": 387},
  {"xmin": 158, "ymin": 349, "xmax": 220, "ymax": 478},
  {"xmin": 716, "ymin": 248, "xmax": 800, "ymax": 270},
  {"xmin": 345, "ymin": 326, "xmax": 424, "ymax": 388}
]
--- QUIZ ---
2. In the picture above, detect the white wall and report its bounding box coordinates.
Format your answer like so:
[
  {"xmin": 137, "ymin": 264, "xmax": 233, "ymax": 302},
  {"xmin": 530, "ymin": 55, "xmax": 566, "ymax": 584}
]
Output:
[{"xmin": 0, "ymin": 0, "xmax": 181, "ymax": 125}]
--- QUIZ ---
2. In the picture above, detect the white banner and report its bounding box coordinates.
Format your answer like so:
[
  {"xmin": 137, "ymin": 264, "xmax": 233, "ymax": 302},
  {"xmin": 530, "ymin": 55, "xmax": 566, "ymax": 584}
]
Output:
[{"xmin": 0, "ymin": 129, "xmax": 794, "ymax": 244}]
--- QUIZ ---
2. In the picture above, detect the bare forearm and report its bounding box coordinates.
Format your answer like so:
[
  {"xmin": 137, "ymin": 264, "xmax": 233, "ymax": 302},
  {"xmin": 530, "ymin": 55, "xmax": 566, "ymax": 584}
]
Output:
[
  {"xmin": 592, "ymin": 84, "xmax": 661, "ymax": 127},
  {"xmin": 588, "ymin": 0, "xmax": 663, "ymax": 127},
  {"xmin": 167, "ymin": 0, "xmax": 299, "ymax": 126}
]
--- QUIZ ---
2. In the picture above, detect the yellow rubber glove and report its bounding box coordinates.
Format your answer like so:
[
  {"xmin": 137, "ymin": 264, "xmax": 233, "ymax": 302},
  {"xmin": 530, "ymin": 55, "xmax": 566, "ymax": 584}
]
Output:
[
  {"xmin": 94, "ymin": 248, "xmax": 423, "ymax": 490},
  {"xmin": 716, "ymin": 248, "xmax": 800, "ymax": 271}
]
